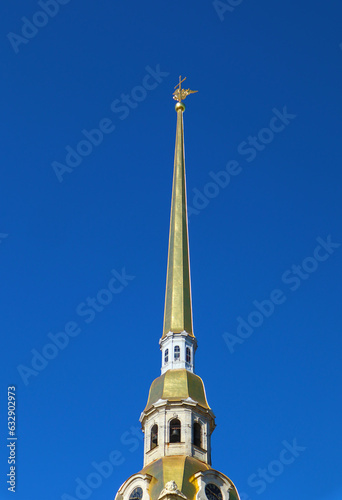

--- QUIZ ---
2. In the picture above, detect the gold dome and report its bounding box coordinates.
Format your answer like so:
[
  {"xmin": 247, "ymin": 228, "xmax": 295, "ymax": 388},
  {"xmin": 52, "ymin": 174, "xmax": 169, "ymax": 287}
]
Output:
[
  {"xmin": 140, "ymin": 456, "xmax": 240, "ymax": 500},
  {"xmin": 144, "ymin": 369, "xmax": 211, "ymax": 412}
]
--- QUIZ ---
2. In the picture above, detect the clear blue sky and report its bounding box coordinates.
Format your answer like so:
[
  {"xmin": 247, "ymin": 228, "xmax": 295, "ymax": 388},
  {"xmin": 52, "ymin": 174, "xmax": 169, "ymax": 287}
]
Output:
[{"xmin": 1, "ymin": 1, "xmax": 342, "ymax": 499}]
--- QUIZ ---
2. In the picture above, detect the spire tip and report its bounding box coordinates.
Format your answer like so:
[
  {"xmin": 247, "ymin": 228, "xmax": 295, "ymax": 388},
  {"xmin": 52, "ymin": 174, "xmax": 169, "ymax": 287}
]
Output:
[{"xmin": 173, "ymin": 75, "xmax": 198, "ymax": 103}]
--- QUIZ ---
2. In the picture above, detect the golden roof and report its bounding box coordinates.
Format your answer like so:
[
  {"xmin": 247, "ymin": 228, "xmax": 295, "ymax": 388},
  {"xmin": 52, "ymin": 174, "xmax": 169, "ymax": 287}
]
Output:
[
  {"xmin": 142, "ymin": 456, "xmax": 210, "ymax": 500},
  {"xmin": 139, "ymin": 456, "xmax": 240, "ymax": 500},
  {"xmin": 144, "ymin": 369, "xmax": 210, "ymax": 412},
  {"xmin": 162, "ymin": 101, "xmax": 194, "ymax": 338}
]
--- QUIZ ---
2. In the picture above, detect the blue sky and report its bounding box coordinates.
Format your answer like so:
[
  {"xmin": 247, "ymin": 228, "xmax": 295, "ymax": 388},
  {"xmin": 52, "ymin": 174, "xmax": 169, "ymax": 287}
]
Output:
[{"xmin": 1, "ymin": 1, "xmax": 342, "ymax": 499}]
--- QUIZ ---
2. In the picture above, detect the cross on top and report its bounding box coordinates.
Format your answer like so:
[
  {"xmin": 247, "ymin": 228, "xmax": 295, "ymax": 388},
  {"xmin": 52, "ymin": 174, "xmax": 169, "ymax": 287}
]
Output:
[{"xmin": 173, "ymin": 76, "xmax": 198, "ymax": 102}]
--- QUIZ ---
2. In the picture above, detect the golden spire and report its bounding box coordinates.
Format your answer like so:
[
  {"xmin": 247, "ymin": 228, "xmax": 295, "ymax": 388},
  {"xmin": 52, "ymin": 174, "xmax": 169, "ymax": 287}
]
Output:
[{"xmin": 162, "ymin": 77, "xmax": 197, "ymax": 339}]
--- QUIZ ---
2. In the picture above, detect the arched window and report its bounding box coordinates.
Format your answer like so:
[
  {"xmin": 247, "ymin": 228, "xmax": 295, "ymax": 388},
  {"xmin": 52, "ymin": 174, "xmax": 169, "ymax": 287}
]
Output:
[
  {"xmin": 174, "ymin": 345, "xmax": 180, "ymax": 361},
  {"xmin": 193, "ymin": 422, "xmax": 201, "ymax": 448},
  {"xmin": 186, "ymin": 347, "xmax": 191, "ymax": 364},
  {"xmin": 205, "ymin": 485, "xmax": 222, "ymax": 500},
  {"xmin": 164, "ymin": 349, "xmax": 169, "ymax": 364},
  {"xmin": 129, "ymin": 487, "xmax": 143, "ymax": 500},
  {"xmin": 150, "ymin": 424, "xmax": 158, "ymax": 449},
  {"xmin": 169, "ymin": 418, "xmax": 181, "ymax": 443}
]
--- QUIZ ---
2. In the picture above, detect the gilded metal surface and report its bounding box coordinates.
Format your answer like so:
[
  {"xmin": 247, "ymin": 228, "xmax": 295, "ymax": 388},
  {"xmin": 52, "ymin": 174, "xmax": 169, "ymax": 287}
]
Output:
[
  {"xmin": 187, "ymin": 372, "xmax": 209, "ymax": 408},
  {"xmin": 163, "ymin": 95, "xmax": 194, "ymax": 338},
  {"xmin": 120, "ymin": 457, "xmax": 241, "ymax": 500},
  {"xmin": 141, "ymin": 456, "xmax": 210, "ymax": 500},
  {"xmin": 144, "ymin": 369, "xmax": 210, "ymax": 411},
  {"xmin": 173, "ymin": 76, "xmax": 198, "ymax": 102}
]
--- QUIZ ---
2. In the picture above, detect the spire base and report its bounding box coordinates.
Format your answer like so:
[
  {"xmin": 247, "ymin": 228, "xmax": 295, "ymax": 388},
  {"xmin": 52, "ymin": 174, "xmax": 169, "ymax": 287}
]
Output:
[{"xmin": 160, "ymin": 331, "xmax": 197, "ymax": 374}]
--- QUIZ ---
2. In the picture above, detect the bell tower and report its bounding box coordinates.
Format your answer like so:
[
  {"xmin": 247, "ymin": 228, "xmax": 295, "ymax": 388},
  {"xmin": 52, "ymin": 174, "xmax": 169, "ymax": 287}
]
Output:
[{"xmin": 114, "ymin": 77, "xmax": 240, "ymax": 500}]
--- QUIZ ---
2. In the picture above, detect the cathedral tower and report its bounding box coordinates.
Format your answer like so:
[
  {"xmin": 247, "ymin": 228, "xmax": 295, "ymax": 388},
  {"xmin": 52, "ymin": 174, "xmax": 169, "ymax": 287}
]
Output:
[{"xmin": 114, "ymin": 78, "xmax": 240, "ymax": 500}]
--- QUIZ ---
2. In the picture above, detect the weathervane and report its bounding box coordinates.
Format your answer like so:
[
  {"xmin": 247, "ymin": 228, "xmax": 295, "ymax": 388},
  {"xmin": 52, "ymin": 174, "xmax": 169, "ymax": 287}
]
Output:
[{"xmin": 173, "ymin": 76, "xmax": 198, "ymax": 102}]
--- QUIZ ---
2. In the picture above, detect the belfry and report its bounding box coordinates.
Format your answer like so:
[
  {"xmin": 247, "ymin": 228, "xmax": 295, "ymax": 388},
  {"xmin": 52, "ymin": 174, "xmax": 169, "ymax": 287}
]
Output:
[{"xmin": 114, "ymin": 78, "xmax": 240, "ymax": 500}]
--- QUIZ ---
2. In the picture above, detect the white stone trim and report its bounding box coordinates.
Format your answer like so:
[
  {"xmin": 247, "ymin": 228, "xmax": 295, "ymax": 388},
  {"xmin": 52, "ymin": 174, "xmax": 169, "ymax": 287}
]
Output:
[
  {"xmin": 115, "ymin": 473, "xmax": 152, "ymax": 500},
  {"xmin": 158, "ymin": 481, "xmax": 187, "ymax": 500},
  {"xmin": 159, "ymin": 331, "xmax": 197, "ymax": 374},
  {"xmin": 141, "ymin": 399, "xmax": 214, "ymax": 467},
  {"xmin": 190, "ymin": 470, "xmax": 233, "ymax": 500}
]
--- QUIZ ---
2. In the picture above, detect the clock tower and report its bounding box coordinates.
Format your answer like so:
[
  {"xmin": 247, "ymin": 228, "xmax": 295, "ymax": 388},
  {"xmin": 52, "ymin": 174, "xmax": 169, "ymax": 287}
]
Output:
[{"xmin": 114, "ymin": 78, "xmax": 240, "ymax": 500}]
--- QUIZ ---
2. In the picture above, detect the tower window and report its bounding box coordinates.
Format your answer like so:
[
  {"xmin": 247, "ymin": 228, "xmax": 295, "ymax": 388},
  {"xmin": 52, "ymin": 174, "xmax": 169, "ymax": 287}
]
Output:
[
  {"xmin": 174, "ymin": 345, "xmax": 180, "ymax": 361},
  {"xmin": 164, "ymin": 349, "xmax": 169, "ymax": 364},
  {"xmin": 193, "ymin": 422, "xmax": 201, "ymax": 448},
  {"xmin": 150, "ymin": 424, "xmax": 158, "ymax": 449},
  {"xmin": 169, "ymin": 418, "xmax": 181, "ymax": 443},
  {"xmin": 186, "ymin": 347, "xmax": 191, "ymax": 364},
  {"xmin": 129, "ymin": 487, "xmax": 143, "ymax": 500},
  {"xmin": 205, "ymin": 484, "xmax": 222, "ymax": 500}
]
